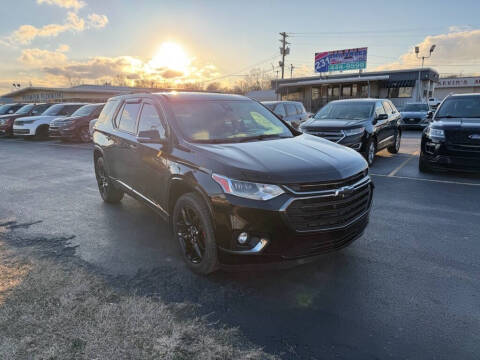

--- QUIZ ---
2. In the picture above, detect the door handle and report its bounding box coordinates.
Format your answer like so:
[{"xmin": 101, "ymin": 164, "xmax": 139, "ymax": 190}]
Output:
[{"xmin": 128, "ymin": 143, "xmax": 138, "ymax": 149}]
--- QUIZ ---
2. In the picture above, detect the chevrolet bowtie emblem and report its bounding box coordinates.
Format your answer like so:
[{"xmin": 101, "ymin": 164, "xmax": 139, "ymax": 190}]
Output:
[{"xmin": 335, "ymin": 185, "xmax": 354, "ymax": 198}]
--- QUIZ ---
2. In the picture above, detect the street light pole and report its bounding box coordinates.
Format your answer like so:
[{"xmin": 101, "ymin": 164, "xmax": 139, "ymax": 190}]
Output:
[{"xmin": 415, "ymin": 44, "xmax": 436, "ymax": 102}]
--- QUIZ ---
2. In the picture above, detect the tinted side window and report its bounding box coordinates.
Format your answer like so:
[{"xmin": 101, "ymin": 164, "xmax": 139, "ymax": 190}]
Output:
[
  {"xmin": 388, "ymin": 101, "xmax": 398, "ymax": 113},
  {"xmin": 137, "ymin": 103, "xmax": 166, "ymax": 138},
  {"xmin": 273, "ymin": 103, "xmax": 286, "ymax": 117},
  {"xmin": 375, "ymin": 102, "xmax": 387, "ymax": 117},
  {"xmin": 97, "ymin": 100, "xmax": 119, "ymax": 125},
  {"xmin": 295, "ymin": 103, "xmax": 305, "ymax": 114},
  {"xmin": 382, "ymin": 101, "xmax": 393, "ymax": 115},
  {"xmin": 118, "ymin": 103, "xmax": 140, "ymax": 133},
  {"xmin": 60, "ymin": 105, "xmax": 83, "ymax": 116},
  {"xmin": 286, "ymin": 103, "xmax": 297, "ymax": 116}
]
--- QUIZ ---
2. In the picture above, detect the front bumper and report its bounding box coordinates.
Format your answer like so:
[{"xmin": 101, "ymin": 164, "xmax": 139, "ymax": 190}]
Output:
[
  {"xmin": 49, "ymin": 126, "xmax": 75, "ymax": 138},
  {"xmin": 13, "ymin": 123, "xmax": 36, "ymax": 136},
  {"xmin": 400, "ymin": 118, "xmax": 428, "ymax": 129},
  {"xmin": 213, "ymin": 175, "xmax": 373, "ymax": 265},
  {"xmin": 421, "ymin": 137, "xmax": 480, "ymax": 172}
]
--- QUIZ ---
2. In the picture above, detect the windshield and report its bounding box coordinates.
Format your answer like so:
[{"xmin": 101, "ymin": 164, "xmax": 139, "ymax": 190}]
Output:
[
  {"xmin": 41, "ymin": 104, "xmax": 83, "ymax": 116},
  {"xmin": 314, "ymin": 102, "xmax": 373, "ymax": 120},
  {"xmin": 170, "ymin": 100, "xmax": 293, "ymax": 143},
  {"xmin": 15, "ymin": 104, "xmax": 35, "ymax": 115},
  {"xmin": 436, "ymin": 96, "xmax": 480, "ymax": 119},
  {"xmin": 403, "ymin": 104, "xmax": 429, "ymax": 112},
  {"xmin": 71, "ymin": 104, "xmax": 102, "ymax": 117},
  {"xmin": 0, "ymin": 104, "xmax": 18, "ymax": 115}
]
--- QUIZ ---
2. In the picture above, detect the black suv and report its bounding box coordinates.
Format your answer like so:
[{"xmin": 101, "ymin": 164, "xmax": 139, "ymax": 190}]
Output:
[
  {"xmin": 419, "ymin": 93, "xmax": 480, "ymax": 172},
  {"xmin": 93, "ymin": 92, "xmax": 373, "ymax": 274},
  {"xmin": 300, "ymin": 99, "xmax": 402, "ymax": 166}
]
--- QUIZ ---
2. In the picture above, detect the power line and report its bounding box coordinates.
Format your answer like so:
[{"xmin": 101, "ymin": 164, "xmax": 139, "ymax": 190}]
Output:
[{"xmin": 202, "ymin": 53, "xmax": 280, "ymax": 83}]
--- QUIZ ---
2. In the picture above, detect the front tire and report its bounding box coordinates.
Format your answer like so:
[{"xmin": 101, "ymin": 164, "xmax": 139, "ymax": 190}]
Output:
[
  {"xmin": 173, "ymin": 193, "xmax": 219, "ymax": 275},
  {"xmin": 94, "ymin": 156, "xmax": 124, "ymax": 203},
  {"xmin": 418, "ymin": 156, "xmax": 432, "ymax": 173},
  {"xmin": 35, "ymin": 126, "xmax": 49, "ymax": 140}
]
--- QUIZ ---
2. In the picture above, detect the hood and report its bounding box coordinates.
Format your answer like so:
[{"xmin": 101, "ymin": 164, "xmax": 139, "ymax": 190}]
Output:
[
  {"xmin": 187, "ymin": 134, "xmax": 368, "ymax": 184},
  {"xmin": 15, "ymin": 115, "xmax": 66, "ymax": 124},
  {"xmin": 302, "ymin": 118, "xmax": 367, "ymax": 130},
  {"xmin": 401, "ymin": 111, "xmax": 427, "ymax": 118},
  {"xmin": 61, "ymin": 115, "xmax": 90, "ymax": 122},
  {"xmin": 432, "ymin": 118, "xmax": 480, "ymax": 130}
]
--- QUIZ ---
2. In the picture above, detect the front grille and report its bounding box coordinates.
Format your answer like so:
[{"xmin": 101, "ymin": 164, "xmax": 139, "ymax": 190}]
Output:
[
  {"xmin": 284, "ymin": 177, "xmax": 372, "ymax": 232},
  {"xmin": 285, "ymin": 171, "xmax": 366, "ymax": 193},
  {"xmin": 305, "ymin": 129, "xmax": 344, "ymax": 142},
  {"xmin": 13, "ymin": 129, "xmax": 30, "ymax": 135},
  {"xmin": 447, "ymin": 130, "xmax": 480, "ymax": 146}
]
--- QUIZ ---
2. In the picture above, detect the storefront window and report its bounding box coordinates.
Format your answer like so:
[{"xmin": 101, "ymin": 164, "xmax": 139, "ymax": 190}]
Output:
[
  {"xmin": 352, "ymin": 84, "xmax": 358, "ymax": 97},
  {"xmin": 342, "ymin": 86, "xmax": 351, "ymax": 97},
  {"xmin": 388, "ymin": 87, "xmax": 413, "ymax": 98},
  {"xmin": 312, "ymin": 87, "xmax": 320, "ymax": 101},
  {"xmin": 360, "ymin": 85, "xmax": 369, "ymax": 97}
]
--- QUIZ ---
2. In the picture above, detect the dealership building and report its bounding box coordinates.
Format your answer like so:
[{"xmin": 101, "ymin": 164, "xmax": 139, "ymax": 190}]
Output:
[
  {"xmin": 433, "ymin": 76, "xmax": 480, "ymax": 100},
  {"xmin": 0, "ymin": 84, "xmax": 168, "ymax": 104},
  {"xmin": 272, "ymin": 68, "xmax": 439, "ymax": 112}
]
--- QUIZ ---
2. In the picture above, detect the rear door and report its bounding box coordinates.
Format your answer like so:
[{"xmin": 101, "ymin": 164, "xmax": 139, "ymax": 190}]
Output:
[
  {"xmin": 110, "ymin": 99, "xmax": 142, "ymax": 186},
  {"xmin": 134, "ymin": 100, "xmax": 169, "ymax": 213}
]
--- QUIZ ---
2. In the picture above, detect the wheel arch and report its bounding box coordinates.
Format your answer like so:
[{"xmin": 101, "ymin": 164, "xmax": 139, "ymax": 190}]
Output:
[{"xmin": 168, "ymin": 176, "xmax": 215, "ymax": 226}]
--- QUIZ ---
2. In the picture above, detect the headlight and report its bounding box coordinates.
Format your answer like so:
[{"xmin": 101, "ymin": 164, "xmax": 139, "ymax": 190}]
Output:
[
  {"xmin": 425, "ymin": 127, "xmax": 445, "ymax": 140},
  {"xmin": 212, "ymin": 173, "xmax": 284, "ymax": 201},
  {"xmin": 21, "ymin": 120, "xmax": 35, "ymax": 124},
  {"xmin": 344, "ymin": 127, "xmax": 365, "ymax": 136}
]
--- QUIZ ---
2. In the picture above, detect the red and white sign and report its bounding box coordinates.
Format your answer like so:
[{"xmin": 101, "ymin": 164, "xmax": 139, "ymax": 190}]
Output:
[{"xmin": 436, "ymin": 77, "xmax": 480, "ymax": 88}]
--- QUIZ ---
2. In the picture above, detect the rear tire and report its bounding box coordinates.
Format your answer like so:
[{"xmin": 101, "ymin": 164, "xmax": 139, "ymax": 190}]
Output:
[
  {"xmin": 363, "ymin": 137, "xmax": 376, "ymax": 166},
  {"xmin": 173, "ymin": 193, "xmax": 219, "ymax": 275},
  {"xmin": 388, "ymin": 131, "xmax": 401, "ymax": 154},
  {"xmin": 94, "ymin": 156, "xmax": 124, "ymax": 203}
]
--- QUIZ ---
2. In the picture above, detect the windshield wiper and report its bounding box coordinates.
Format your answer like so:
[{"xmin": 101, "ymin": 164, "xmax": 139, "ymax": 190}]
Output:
[
  {"xmin": 436, "ymin": 115, "xmax": 459, "ymax": 119},
  {"xmin": 235, "ymin": 134, "xmax": 289, "ymax": 143}
]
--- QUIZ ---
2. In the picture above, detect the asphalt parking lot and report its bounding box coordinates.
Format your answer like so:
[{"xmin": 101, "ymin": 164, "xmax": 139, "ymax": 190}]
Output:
[{"xmin": 0, "ymin": 131, "xmax": 479, "ymax": 359}]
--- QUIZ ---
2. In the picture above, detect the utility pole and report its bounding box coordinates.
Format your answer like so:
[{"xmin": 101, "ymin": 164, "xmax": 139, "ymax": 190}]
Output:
[
  {"xmin": 290, "ymin": 64, "xmax": 295, "ymax": 78},
  {"xmin": 279, "ymin": 32, "xmax": 290, "ymax": 79}
]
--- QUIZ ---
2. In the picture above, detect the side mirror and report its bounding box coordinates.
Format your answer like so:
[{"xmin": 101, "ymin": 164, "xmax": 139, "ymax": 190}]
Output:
[
  {"xmin": 427, "ymin": 111, "xmax": 433, "ymax": 119},
  {"xmin": 137, "ymin": 129, "xmax": 165, "ymax": 144},
  {"xmin": 375, "ymin": 113, "xmax": 388, "ymax": 121}
]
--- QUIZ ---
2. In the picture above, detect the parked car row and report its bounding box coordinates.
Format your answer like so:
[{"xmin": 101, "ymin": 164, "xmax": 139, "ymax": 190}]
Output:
[
  {"xmin": 273, "ymin": 95, "xmax": 480, "ymax": 173},
  {"xmin": 0, "ymin": 102, "xmax": 104, "ymax": 141}
]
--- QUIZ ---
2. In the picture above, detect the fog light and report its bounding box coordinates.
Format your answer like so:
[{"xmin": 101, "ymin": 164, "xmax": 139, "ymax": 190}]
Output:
[{"xmin": 237, "ymin": 232, "xmax": 249, "ymax": 244}]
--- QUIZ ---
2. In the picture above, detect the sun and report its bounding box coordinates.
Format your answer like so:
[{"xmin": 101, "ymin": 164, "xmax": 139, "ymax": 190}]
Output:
[{"xmin": 149, "ymin": 42, "xmax": 191, "ymax": 74}]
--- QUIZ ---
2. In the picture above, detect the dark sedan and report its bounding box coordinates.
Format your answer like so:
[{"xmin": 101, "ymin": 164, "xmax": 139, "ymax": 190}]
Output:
[
  {"xmin": 300, "ymin": 99, "xmax": 402, "ymax": 166},
  {"xmin": 420, "ymin": 93, "xmax": 480, "ymax": 172}
]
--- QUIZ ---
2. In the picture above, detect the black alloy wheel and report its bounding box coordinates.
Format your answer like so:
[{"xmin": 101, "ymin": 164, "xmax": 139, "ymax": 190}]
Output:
[
  {"xmin": 176, "ymin": 205, "xmax": 206, "ymax": 264},
  {"xmin": 94, "ymin": 156, "xmax": 124, "ymax": 203},
  {"xmin": 173, "ymin": 193, "xmax": 218, "ymax": 274}
]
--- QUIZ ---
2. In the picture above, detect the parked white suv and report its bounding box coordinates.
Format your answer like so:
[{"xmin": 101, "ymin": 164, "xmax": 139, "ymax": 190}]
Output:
[{"xmin": 13, "ymin": 103, "xmax": 86, "ymax": 139}]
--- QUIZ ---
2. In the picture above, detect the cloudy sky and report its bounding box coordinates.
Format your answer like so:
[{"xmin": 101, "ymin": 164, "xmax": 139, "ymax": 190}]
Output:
[{"xmin": 1, "ymin": 0, "xmax": 480, "ymax": 95}]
